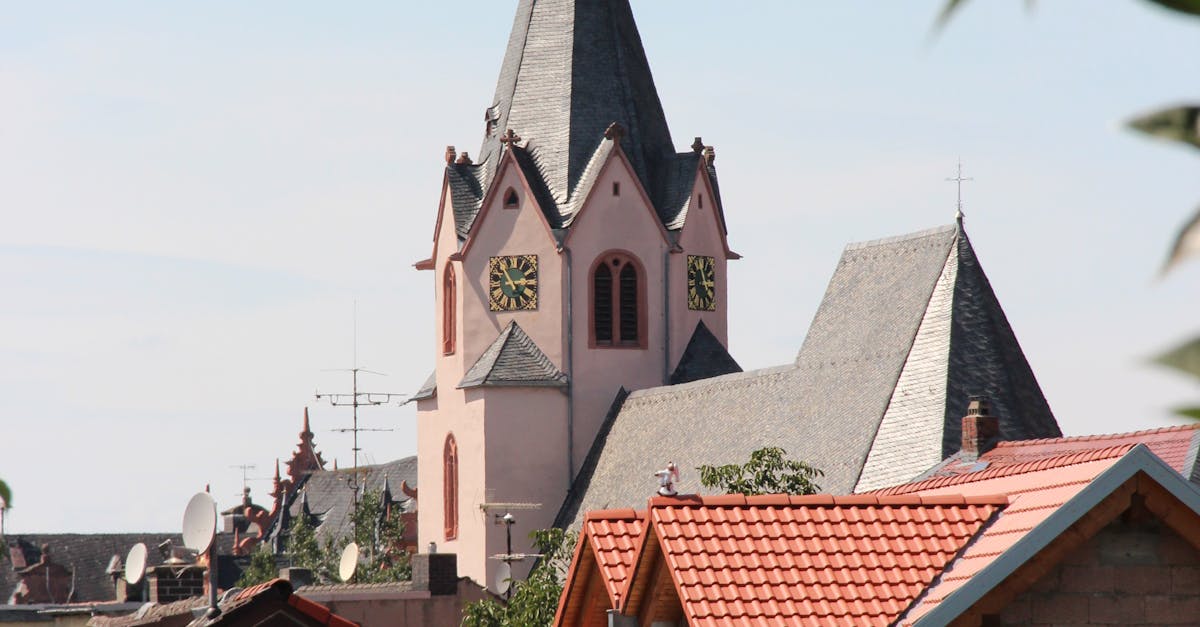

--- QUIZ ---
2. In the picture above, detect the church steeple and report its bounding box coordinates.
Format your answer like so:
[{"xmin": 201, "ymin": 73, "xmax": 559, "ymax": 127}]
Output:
[{"xmin": 477, "ymin": 0, "xmax": 676, "ymax": 209}]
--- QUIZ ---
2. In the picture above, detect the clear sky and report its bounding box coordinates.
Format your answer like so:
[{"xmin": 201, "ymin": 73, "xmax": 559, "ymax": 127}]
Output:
[{"xmin": 2, "ymin": 1, "xmax": 1198, "ymax": 533}]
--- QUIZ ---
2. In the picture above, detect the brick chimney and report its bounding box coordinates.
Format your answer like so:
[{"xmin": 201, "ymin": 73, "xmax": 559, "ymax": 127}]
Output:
[{"xmin": 961, "ymin": 396, "xmax": 1000, "ymax": 460}]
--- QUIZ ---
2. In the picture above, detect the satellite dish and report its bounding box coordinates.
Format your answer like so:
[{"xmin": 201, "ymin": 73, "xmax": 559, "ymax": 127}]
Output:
[
  {"xmin": 493, "ymin": 562, "xmax": 512, "ymax": 596},
  {"xmin": 338, "ymin": 542, "xmax": 359, "ymax": 582},
  {"xmin": 182, "ymin": 493, "xmax": 217, "ymax": 553},
  {"xmin": 124, "ymin": 543, "xmax": 148, "ymax": 585}
]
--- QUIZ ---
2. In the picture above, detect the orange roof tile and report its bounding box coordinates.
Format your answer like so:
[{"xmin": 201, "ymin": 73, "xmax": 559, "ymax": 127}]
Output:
[
  {"xmin": 583, "ymin": 508, "xmax": 645, "ymax": 605},
  {"xmin": 925, "ymin": 423, "xmax": 1199, "ymax": 481},
  {"xmin": 643, "ymin": 494, "xmax": 1006, "ymax": 626}
]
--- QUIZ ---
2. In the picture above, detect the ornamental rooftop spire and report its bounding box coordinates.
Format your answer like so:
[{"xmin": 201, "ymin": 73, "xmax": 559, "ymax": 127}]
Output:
[{"xmin": 477, "ymin": 0, "xmax": 676, "ymax": 210}]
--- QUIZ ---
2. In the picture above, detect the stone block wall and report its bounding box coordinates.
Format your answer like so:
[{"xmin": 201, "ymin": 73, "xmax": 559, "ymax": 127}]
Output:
[{"xmin": 992, "ymin": 516, "xmax": 1200, "ymax": 625}]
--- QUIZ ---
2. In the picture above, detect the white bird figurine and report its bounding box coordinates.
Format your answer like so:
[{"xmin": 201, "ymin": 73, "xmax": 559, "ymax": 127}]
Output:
[{"xmin": 655, "ymin": 461, "xmax": 680, "ymax": 496}]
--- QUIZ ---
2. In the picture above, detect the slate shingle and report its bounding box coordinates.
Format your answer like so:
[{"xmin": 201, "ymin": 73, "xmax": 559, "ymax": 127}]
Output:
[
  {"xmin": 556, "ymin": 223, "xmax": 1061, "ymax": 531},
  {"xmin": 458, "ymin": 321, "xmax": 568, "ymax": 389},
  {"xmin": 669, "ymin": 320, "xmax": 741, "ymax": 385}
]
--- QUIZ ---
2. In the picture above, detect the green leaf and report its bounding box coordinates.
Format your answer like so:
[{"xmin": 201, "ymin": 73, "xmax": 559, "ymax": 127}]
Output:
[
  {"xmin": 1161, "ymin": 204, "xmax": 1200, "ymax": 275},
  {"xmin": 1128, "ymin": 105, "xmax": 1200, "ymax": 150},
  {"xmin": 1154, "ymin": 337, "xmax": 1200, "ymax": 380},
  {"xmin": 0, "ymin": 479, "xmax": 10, "ymax": 508},
  {"xmin": 1141, "ymin": 0, "xmax": 1200, "ymax": 17},
  {"xmin": 1172, "ymin": 407, "xmax": 1200, "ymax": 420}
]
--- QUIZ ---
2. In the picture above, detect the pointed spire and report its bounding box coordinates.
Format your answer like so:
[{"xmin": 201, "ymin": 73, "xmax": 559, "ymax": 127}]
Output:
[
  {"xmin": 477, "ymin": 0, "xmax": 675, "ymax": 206},
  {"xmin": 287, "ymin": 408, "xmax": 326, "ymax": 485}
]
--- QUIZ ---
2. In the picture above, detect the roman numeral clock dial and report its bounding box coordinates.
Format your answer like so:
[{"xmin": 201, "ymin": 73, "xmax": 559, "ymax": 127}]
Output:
[
  {"xmin": 687, "ymin": 255, "xmax": 716, "ymax": 311},
  {"xmin": 488, "ymin": 255, "xmax": 539, "ymax": 311}
]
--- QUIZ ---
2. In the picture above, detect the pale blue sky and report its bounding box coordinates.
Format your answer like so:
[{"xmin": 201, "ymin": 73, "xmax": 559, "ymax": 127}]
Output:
[{"xmin": 2, "ymin": 1, "xmax": 1198, "ymax": 532}]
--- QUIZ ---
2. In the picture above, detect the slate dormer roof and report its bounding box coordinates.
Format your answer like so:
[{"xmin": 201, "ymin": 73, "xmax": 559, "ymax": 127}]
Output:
[
  {"xmin": 669, "ymin": 320, "xmax": 742, "ymax": 385},
  {"xmin": 444, "ymin": 0, "xmax": 722, "ymax": 239},
  {"xmin": 555, "ymin": 222, "xmax": 1061, "ymax": 531},
  {"xmin": 458, "ymin": 321, "xmax": 568, "ymax": 389}
]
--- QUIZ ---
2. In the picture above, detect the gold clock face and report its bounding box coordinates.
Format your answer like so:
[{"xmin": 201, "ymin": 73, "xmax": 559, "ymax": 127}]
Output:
[
  {"xmin": 687, "ymin": 255, "xmax": 716, "ymax": 311},
  {"xmin": 488, "ymin": 255, "xmax": 539, "ymax": 311}
]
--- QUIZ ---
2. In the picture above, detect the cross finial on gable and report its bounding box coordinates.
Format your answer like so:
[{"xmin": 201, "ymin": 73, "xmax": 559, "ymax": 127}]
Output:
[
  {"xmin": 604, "ymin": 122, "xmax": 626, "ymax": 141},
  {"xmin": 500, "ymin": 129, "xmax": 522, "ymax": 148},
  {"xmin": 946, "ymin": 159, "xmax": 973, "ymax": 223}
]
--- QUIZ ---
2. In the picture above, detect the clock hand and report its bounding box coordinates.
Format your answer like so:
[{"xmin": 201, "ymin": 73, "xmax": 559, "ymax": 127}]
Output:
[{"xmin": 503, "ymin": 270, "xmax": 517, "ymax": 292}]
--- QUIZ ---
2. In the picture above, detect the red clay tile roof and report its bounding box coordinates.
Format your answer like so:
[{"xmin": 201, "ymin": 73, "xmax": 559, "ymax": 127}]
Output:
[
  {"xmin": 894, "ymin": 451, "xmax": 1127, "ymax": 624},
  {"xmin": 583, "ymin": 508, "xmax": 645, "ymax": 606},
  {"xmin": 924, "ymin": 424, "xmax": 1199, "ymax": 480},
  {"xmin": 642, "ymin": 494, "xmax": 1007, "ymax": 626}
]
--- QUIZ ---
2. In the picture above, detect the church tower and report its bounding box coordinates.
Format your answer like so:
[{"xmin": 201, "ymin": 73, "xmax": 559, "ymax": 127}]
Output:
[{"xmin": 411, "ymin": 0, "xmax": 739, "ymax": 585}]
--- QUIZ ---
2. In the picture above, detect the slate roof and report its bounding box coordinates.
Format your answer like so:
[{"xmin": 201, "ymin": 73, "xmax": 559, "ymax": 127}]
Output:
[
  {"xmin": 556, "ymin": 223, "xmax": 1061, "ymax": 531},
  {"xmin": 458, "ymin": 321, "xmax": 568, "ymax": 389},
  {"xmin": 264, "ymin": 457, "xmax": 417, "ymax": 547},
  {"xmin": 409, "ymin": 369, "xmax": 436, "ymax": 403},
  {"xmin": 446, "ymin": 0, "xmax": 717, "ymax": 239},
  {"xmin": 669, "ymin": 321, "xmax": 742, "ymax": 385},
  {"xmin": 0, "ymin": 533, "xmax": 208, "ymax": 604}
]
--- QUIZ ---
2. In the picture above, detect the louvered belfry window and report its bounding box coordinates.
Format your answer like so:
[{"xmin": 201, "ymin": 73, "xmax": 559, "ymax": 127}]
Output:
[
  {"xmin": 592, "ymin": 253, "xmax": 642, "ymax": 347},
  {"xmin": 443, "ymin": 433, "xmax": 458, "ymax": 541}
]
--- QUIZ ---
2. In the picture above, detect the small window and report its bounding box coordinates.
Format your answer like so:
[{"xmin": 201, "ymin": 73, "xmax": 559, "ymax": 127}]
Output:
[
  {"xmin": 612, "ymin": 181, "xmax": 620, "ymax": 196},
  {"xmin": 591, "ymin": 253, "xmax": 644, "ymax": 348},
  {"xmin": 444, "ymin": 434, "xmax": 458, "ymax": 541},
  {"xmin": 503, "ymin": 187, "xmax": 519, "ymax": 209},
  {"xmin": 698, "ymin": 194, "xmax": 704, "ymax": 209}
]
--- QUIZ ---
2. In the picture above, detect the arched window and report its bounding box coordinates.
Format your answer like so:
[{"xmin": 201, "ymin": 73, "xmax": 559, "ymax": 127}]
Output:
[
  {"xmin": 442, "ymin": 265, "xmax": 456, "ymax": 355},
  {"xmin": 443, "ymin": 433, "xmax": 458, "ymax": 541},
  {"xmin": 591, "ymin": 252, "xmax": 645, "ymax": 348}
]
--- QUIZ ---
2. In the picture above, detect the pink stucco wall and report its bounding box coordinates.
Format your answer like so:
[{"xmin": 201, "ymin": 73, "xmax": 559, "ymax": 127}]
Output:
[{"xmin": 417, "ymin": 146, "xmax": 733, "ymax": 589}]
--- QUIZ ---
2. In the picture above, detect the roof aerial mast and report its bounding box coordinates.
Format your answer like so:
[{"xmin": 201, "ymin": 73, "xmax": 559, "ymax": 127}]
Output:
[{"xmin": 314, "ymin": 302, "xmax": 406, "ymax": 514}]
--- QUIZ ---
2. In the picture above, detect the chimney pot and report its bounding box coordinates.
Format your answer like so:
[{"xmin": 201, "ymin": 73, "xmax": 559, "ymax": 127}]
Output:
[
  {"xmin": 445, "ymin": 145, "xmax": 456, "ymax": 165},
  {"xmin": 961, "ymin": 396, "xmax": 1000, "ymax": 459}
]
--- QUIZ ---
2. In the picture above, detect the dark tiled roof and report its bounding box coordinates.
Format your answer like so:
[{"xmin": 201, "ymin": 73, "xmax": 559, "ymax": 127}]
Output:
[
  {"xmin": 458, "ymin": 321, "xmax": 568, "ymax": 389},
  {"xmin": 669, "ymin": 321, "xmax": 741, "ymax": 385},
  {"xmin": 409, "ymin": 369, "xmax": 436, "ymax": 403},
  {"xmin": 447, "ymin": 0, "xmax": 707, "ymax": 240},
  {"xmin": 265, "ymin": 457, "xmax": 417, "ymax": 547},
  {"xmin": 558, "ymin": 223, "xmax": 1061, "ymax": 530},
  {"xmin": 1, "ymin": 533, "xmax": 204, "ymax": 603},
  {"xmin": 477, "ymin": 0, "xmax": 674, "ymax": 211},
  {"xmin": 446, "ymin": 163, "xmax": 484, "ymax": 240}
]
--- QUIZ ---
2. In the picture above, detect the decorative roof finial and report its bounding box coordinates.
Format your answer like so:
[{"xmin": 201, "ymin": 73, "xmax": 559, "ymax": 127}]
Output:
[
  {"xmin": 703, "ymin": 145, "xmax": 715, "ymax": 165},
  {"xmin": 655, "ymin": 461, "xmax": 680, "ymax": 497},
  {"xmin": 303, "ymin": 407, "xmax": 312, "ymax": 435},
  {"xmin": 946, "ymin": 159, "xmax": 972, "ymax": 225},
  {"xmin": 445, "ymin": 145, "xmax": 456, "ymax": 165},
  {"xmin": 604, "ymin": 122, "xmax": 626, "ymax": 141},
  {"xmin": 456, "ymin": 151, "xmax": 473, "ymax": 165},
  {"xmin": 691, "ymin": 137, "xmax": 704, "ymax": 153},
  {"xmin": 500, "ymin": 129, "xmax": 522, "ymax": 148}
]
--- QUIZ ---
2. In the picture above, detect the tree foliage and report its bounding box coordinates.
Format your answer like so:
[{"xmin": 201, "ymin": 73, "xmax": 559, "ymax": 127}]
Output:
[
  {"xmin": 236, "ymin": 546, "xmax": 279, "ymax": 587},
  {"xmin": 0, "ymin": 479, "xmax": 11, "ymax": 509},
  {"xmin": 461, "ymin": 528, "xmax": 577, "ymax": 627},
  {"xmin": 697, "ymin": 447, "xmax": 823, "ymax": 496},
  {"xmin": 235, "ymin": 486, "xmax": 411, "ymax": 587}
]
